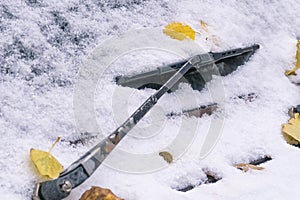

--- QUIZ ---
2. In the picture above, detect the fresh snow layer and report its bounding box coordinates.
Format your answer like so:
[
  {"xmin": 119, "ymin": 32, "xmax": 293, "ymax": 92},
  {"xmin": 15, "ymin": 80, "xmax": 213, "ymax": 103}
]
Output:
[{"xmin": 1, "ymin": 0, "xmax": 300, "ymax": 199}]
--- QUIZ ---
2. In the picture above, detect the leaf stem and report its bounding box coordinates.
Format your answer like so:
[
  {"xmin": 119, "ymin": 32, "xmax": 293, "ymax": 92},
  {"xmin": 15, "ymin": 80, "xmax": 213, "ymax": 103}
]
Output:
[{"xmin": 48, "ymin": 137, "xmax": 61, "ymax": 153}]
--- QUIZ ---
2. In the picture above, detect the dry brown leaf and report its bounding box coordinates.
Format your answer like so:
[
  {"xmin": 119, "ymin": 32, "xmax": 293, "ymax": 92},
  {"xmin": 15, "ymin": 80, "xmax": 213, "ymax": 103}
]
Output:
[
  {"xmin": 159, "ymin": 151, "xmax": 173, "ymax": 164},
  {"xmin": 80, "ymin": 186, "xmax": 124, "ymax": 200},
  {"xmin": 234, "ymin": 163, "xmax": 265, "ymax": 172}
]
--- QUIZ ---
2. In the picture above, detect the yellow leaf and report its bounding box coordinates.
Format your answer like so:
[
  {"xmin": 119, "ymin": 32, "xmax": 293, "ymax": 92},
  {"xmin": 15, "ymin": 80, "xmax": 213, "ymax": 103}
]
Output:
[
  {"xmin": 285, "ymin": 40, "xmax": 300, "ymax": 76},
  {"xmin": 30, "ymin": 137, "xmax": 63, "ymax": 179},
  {"xmin": 163, "ymin": 22, "xmax": 196, "ymax": 41},
  {"xmin": 282, "ymin": 113, "xmax": 300, "ymax": 144},
  {"xmin": 234, "ymin": 163, "xmax": 264, "ymax": 172}
]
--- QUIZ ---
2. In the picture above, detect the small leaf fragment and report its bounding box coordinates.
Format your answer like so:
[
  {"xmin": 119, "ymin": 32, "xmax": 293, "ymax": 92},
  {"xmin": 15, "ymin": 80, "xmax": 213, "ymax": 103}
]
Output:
[
  {"xmin": 80, "ymin": 186, "xmax": 124, "ymax": 200},
  {"xmin": 30, "ymin": 137, "xmax": 63, "ymax": 179},
  {"xmin": 200, "ymin": 20, "xmax": 209, "ymax": 32},
  {"xmin": 199, "ymin": 20, "xmax": 220, "ymax": 47},
  {"xmin": 163, "ymin": 22, "xmax": 196, "ymax": 41},
  {"xmin": 234, "ymin": 163, "xmax": 264, "ymax": 172},
  {"xmin": 285, "ymin": 40, "xmax": 300, "ymax": 76},
  {"xmin": 282, "ymin": 113, "xmax": 300, "ymax": 144},
  {"xmin": 159, "ymin": 151, "xmax": 173, "ymax": 163}
]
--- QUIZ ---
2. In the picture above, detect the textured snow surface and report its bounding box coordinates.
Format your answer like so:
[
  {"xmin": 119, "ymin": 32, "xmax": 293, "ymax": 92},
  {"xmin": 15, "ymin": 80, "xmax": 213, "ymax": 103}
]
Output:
[{"xmin": 1, "ymin": 0, "xmax": 300, "ymax": 199}]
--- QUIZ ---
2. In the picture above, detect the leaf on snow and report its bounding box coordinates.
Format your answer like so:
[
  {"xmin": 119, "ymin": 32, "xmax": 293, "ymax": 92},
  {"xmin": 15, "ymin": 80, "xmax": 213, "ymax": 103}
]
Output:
[
  {"xmin": 200, "ymin": 20, "xmax": 209, "ymax": 32},
  {"xmin": 285, "ymin": 40, "xmax": 300, "ymax": 76},
  {"xmin": 80, "ymin": 186, "xmax": 124, "ymax": 200},
  {"xmin": 234, "ymin": 163, "xmax": 264, "ymax": 172},
  {"xmin": 159, "ymin": 151, "xmax": 173, "ymax": 163},
  {"xmin": 30, "ymin": 137, "xmax": 63, "ymax": 179},
  {"xmin": 163, "ymin": 22, "xmax": 196, "ymax": 41},
  {"xmin": 282, "ymin": 113, "xmax": 300, "ymax": 145},
  {"xmin": 199, "ymin": 20, "xmax": 220, "ymax": 47}
]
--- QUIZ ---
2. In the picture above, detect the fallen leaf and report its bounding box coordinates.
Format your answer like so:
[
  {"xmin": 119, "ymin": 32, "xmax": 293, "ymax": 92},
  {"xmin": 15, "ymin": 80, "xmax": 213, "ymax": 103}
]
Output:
[
  {"xmin": 30, "ymin": 137, "xmax": 63, "ymax": 179},
  {"xmin": 285, "ymin": 40, "xmax": 300, "ymax": 76},
  {"xmin": 234, "ymin": 163, "xmax": 264, "ymax": 172},
  {"xmin": 282, "ymin": 113, "xmax": 300, "ymax": 144},
  {"xmin": 163, "ymin": 22, "xmax": 196, "ymax": 41},
  {"xmin": 283, "ymin": 133, "xmax": 300, "ymax": 145},
  {"xmin": 159, "ymin": 151, "xmax": 173, "ymax": 163},
  {"xmin": 200, "ymin": 20, "xmax": 209, "ymax": 32},
  {"xmin": 199, "ymin": 20, "xmax": 220, "ymax": 48},
  {"xmin": 80, "ymin": 186, "xmax": 124, "ymax": 200}
]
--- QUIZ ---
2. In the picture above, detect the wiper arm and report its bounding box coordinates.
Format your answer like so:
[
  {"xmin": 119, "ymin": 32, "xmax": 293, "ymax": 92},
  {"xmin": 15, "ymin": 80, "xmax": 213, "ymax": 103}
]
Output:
[{"xmin": 33, "ymin": 55, "xmax": 201, "ymax": 200}]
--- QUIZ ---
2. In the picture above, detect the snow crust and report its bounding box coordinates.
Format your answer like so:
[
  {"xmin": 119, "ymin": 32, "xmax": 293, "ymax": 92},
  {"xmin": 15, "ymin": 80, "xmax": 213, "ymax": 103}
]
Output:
[{"xmin": 1, "ymin": 0, "xmax": 300, "ymax": 199}]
